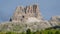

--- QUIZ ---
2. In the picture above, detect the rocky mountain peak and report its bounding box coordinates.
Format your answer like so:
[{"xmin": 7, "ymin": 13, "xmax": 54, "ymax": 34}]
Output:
[
  {"xmin": 0, "ymin": 4, "xmax": 60, "ymax": 32},
  {"xmin": 12, "ymin": 4, "xmax": 43, "ymax": 22}
]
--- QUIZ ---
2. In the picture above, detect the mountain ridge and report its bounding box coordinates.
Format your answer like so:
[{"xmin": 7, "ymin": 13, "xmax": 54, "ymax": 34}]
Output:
[{"xmin": 0, "ymin": 4, "xmax": 60, "ymax": 32}]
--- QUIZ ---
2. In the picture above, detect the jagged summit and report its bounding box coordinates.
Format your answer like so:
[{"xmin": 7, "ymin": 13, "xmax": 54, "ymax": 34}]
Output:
[
  {"xmin": 12, "ymin": 4, "xmax": 43, "ymax": 22},
  {"xmin": 0, "ymin": 4, "xmax": 60, "ymax": 32}
]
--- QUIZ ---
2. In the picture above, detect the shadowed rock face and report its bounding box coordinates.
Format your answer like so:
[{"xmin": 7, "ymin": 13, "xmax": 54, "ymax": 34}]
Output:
[{"xmin": 12, "ymin": 4, "xmax": 42, "ymax": 22}]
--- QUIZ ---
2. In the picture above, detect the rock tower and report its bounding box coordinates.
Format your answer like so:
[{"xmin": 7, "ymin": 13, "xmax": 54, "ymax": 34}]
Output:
[{"xmin": 12, "ymin": 4, "xmax": 42, "ymax": 22}]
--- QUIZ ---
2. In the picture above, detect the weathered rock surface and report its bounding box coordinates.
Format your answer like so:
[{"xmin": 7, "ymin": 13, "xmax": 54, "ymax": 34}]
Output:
[
  {"xmin": 0, "ymin": 21, "xmax": 51, "ymax": 32},
  {"xmin": 49, "ymin": 16, "xmax": 60, "ymax": 26},
  {"xmin": 12, "ymin": 4, "xmax": 42, "ymax": 22},
  {"xmin": 0, "ymin": 4, "xmax": 60, "ymax": 32}
]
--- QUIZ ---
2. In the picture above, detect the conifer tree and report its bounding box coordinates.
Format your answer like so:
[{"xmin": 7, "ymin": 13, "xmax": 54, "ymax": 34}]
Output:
[{"xmin": 26, "ymin": 29, "xmax": 31, "ymax": 34}]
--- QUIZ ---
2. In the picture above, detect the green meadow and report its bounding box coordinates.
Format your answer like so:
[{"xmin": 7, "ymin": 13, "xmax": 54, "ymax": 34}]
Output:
[{"xmin": 0, "ymin": 29, "xmax": 60, "ymax": 34}]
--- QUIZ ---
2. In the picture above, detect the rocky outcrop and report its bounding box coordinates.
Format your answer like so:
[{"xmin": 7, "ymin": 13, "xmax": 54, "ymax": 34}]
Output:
[
  {"xmin": 49, "ymin": 16, "xmax": 60, "ymax": 26},
  {"xmin": 0, "ymin": 21, "xmax": 51, "ymax": 32},
  {"xmin": 0, "ymin": 4, "xmax": 60, "ymax": 32},
  {"xmin": 0, "ymin": 4, "xmax": 52, "ymax": 32},
  {"xmin": 50, "ymin": 16, "xmax": 60, "ymax": 22},
  {"xmin": 12, "ymin": 4, "xmax": 43, "ymax": 22}
]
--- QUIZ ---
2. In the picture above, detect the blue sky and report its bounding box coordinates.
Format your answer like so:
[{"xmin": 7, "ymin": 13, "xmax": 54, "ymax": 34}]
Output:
[{"xmin": 0, "ymin": 0, "xmax": 60, "ymax": 22}]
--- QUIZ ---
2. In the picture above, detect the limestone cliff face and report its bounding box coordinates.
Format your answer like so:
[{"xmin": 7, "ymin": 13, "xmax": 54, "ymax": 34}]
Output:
[
  {"xmin": 49, "ymin": 16, "xmax": 60, "ymax": 26},
  {"xmin": 12, "ymin": 4, "xmax": 42, "ymax": 22},
  {"xmin": 50, "ymin": 16, "xmax": 60, "ymax": 22},
  {"xmin": 0, "ymin": 4, "xmax": 60, "ymax": 32}
]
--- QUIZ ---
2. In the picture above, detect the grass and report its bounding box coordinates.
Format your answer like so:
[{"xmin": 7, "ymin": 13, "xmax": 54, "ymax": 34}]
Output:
[{"xmin": 0, "ymin": 29, "xmax": 60, "ymax": 34}]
